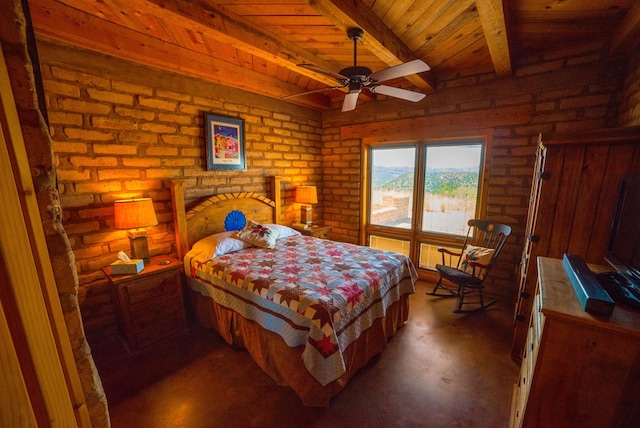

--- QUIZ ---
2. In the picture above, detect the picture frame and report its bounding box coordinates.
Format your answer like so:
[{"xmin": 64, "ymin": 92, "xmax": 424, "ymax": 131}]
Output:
[{"xmin": 205, "ymin": 113, "xmax": 245, "ymax": 170}]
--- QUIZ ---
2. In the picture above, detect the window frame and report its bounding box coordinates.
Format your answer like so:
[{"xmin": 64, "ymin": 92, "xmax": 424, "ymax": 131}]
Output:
[{"xmin": 361, "ymin": 130, "xmax": 492, "ymax": 276}]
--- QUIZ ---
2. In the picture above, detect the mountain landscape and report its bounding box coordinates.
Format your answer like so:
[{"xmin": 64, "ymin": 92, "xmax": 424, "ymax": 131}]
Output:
[{"xmin": 374, "ymin": 166, "xmax": 479, "ymax": 197}]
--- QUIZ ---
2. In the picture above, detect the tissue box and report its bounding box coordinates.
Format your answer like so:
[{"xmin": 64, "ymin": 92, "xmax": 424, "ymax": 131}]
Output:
[{"xmin": 110, "ymin": 259, "xmax": 144, "ymax": 275}]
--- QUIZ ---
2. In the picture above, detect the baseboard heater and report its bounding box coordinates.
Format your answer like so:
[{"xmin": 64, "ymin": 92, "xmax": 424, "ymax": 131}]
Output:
[{"xmin": 562, "ymin": 253, "xmax": 614, "ymax": 317}]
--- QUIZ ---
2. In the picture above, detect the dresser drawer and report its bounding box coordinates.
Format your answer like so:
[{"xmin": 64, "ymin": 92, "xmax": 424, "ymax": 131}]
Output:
[
  {"xmin": 124, "ymin": 270, "xmax": 180, "ymax": 306},
  {"xmin": 533, "ymin": 289, "xmax": 543, "ymax": 343},
  {"xmin": 313, "ymin": 229, "xmax": 330, "ymax": 239},
  {"xmin": 509, "ymin": 383, "xmax": 523, "ymax": 428}
]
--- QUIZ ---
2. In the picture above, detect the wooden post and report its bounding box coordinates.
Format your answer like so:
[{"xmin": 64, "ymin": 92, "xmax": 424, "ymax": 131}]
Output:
[
  {"xmin": 272, "ymin": 176, "xmax": 283, "ymax": 224},
  {"xmin": 170, "ymin": 180, "xmax": 189, "ymax": 260},
  {"xmin": 0, "ymin": 41, "xmax": 89, "ymax": 427}
]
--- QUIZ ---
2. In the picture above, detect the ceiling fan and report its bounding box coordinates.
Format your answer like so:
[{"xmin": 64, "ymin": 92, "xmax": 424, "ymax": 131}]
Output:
[{"xmin": 289, "ymin": 28, "xmax": 430, "ymax": 112}]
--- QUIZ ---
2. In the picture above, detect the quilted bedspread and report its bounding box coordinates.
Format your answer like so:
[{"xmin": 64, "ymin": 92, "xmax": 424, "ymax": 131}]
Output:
[{"xmin": 184, "ymin": 235, "xmax": 417, "ymax": 386}]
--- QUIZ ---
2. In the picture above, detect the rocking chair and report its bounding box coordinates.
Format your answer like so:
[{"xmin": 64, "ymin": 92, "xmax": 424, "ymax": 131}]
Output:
[{"xmin": 427, "ymin": 219, "xmax": 511, "ymax": 312}]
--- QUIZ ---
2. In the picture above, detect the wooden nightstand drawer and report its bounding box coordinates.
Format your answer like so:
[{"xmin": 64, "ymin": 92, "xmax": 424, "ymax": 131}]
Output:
[
  {"xmin": 129, "ymin": 294, "xmax": 182, "ymax": 331},
  {"xmin": 124, "ymin": 271, "xmax": 180, "ymax": 306},
  {"xmin": 293, "ymin": 224, "xmax": 332, "ymax": 239},
  {"xmin": 103, "ymin": 255, "xmax": 188, "ymax": 352}
]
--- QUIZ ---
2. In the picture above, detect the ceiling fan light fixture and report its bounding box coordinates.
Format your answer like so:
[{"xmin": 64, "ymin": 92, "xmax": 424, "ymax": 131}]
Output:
[
  {"xmin": 348, "ymin": 81, "xmax": 362, "ymax": 94},
  {"xmin": 291, "ymin": 28, "xmax": 429, "ymax": 112}
]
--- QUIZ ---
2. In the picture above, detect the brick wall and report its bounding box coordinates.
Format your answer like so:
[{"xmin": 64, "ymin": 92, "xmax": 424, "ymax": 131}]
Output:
[
  {"xmin": 322, "ymin": 42, "xmax": 627, "ymax": 300},
  {"xmin": 37, "ymin": 39, "xmax": 323, "ymax": 332},
  {"xmin": 38, "ymin": 36, "xmax": 634, "ymax": 327}
]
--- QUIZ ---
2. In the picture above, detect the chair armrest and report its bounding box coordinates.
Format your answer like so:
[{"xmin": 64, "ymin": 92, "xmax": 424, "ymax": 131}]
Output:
[
  {"xmin": 438, "ymin": 248, "xmax": 462, "ymax": 257},
  {"xmin": 468, "ymin": 261, "xmax": 490, "ymax": 269}
]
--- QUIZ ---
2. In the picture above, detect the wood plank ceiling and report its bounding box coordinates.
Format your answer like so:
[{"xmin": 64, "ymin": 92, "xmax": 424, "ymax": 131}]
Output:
[{"xmin": 28, "ymin": 0, "xmax": 640, "ymax": 111}]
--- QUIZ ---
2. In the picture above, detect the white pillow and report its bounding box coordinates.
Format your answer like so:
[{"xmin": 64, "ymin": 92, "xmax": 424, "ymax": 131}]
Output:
[
  {"xmin": 263, "ymin": 224, "xmax": 301, "ymax": 239},
  {"xmin": 460, "ymin": 245, "xmax": 494, "ymax": 275},
  {"xmin": 235, "ymin": 220, "xmax": 278, "ymax": 248},
  {"xmin": 187, "ymin": 231, "xmax": 252, "ymax": 261}
]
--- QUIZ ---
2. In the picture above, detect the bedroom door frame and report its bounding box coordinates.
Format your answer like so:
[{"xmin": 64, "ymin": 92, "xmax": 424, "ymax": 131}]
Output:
[{"xmin": 0, "ymin": 41, "xmax": 90, "ymax": 427}]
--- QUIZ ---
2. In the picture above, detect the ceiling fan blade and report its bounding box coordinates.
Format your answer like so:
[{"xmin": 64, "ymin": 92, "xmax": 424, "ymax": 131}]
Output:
[
  {"xmin": 342, "ymin": 92, "xmax": 359, "ymax": 112},
  {"xmin": 370, "ymin": 85, "xmax": 426, "ymax": 102},
  {"xmin": 369, "ymin": 59, "xmax": 430, "ymax": 83},
  {"xmin": 282, "ymin": 83, "xmax": 347, "ymax": 99},
  {"xmin": 297, "ymin": 64, "xmax": 348, "ymax": 82}
]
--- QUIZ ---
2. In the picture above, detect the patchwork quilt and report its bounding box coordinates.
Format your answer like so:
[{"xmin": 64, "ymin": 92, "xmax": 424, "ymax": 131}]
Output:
[{"xmin": 184, "ymin": 235, "xmax": 417, "ymax": 386}]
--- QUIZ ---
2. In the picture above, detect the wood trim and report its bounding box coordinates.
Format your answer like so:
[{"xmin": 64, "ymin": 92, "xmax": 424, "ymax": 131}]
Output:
[
  {"xmin": 30, "ymin": 0, "xmax": 331, "ymax": 110},
  {"xmin": 0, "ymin": 43, "xmax": 89, "ymax": 426},
  {"xmin": 610, "ymin": 0, "xmax": 640, "ymax": 55},
  {"xmin": 542, "ymin": 125, "xmax": 640, "ymax": 145},
  {"xmin": 0, "ymin": 211, "xmax": 38, "ymax": 428},
  {"xmin": 271, "ymin": 175, "xmax": 283, "ymax": 225},
  {"xmin": 170, "ymin": 178, "xmax": 280, "ymax": 254},
  {"xmin": 170, "ymin": 180, "xmax": 189, "ymax": 260},
  {"xmin": 342, "ymin": 104, "xmax": 533, "ymax": 142},
  {"xmin": 475, "ymin": 0, "xmax": 512, "ymax": 77}
]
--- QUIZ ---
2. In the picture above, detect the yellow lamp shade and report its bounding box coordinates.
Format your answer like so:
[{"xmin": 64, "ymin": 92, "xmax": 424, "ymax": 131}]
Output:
[
  {"xmin": 295, "ymin": 186, "xmax": 318, "ymax": 204},
  {"xmin": 114, "ymin": 198, "xmax": 158, "ymax": 230},
  {"xmin": 114, "ymin": 198, "xmax": 158, "ymax": 261}
]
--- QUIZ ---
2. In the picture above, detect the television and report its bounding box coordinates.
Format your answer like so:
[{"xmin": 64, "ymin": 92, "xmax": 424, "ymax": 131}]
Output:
[{"xmin": 604, "ymin": 173, "xmax": 640, "ymax": 286}]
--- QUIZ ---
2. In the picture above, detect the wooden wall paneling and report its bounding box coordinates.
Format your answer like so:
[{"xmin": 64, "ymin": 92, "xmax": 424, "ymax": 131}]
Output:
[
  {"xmin": 582, "ymin": 144, "xmax": 635, "ymax": 261},
  {"xmin": 566, "ymin": 145, "xmax": 610, "ymax": 258},
  {"xmin": 531, "ymin": 146, "xmax": 564, "ymax": 261},
  {"xmin": 546, "ymin": 145, "xmax": 585, "ymax": 259}
]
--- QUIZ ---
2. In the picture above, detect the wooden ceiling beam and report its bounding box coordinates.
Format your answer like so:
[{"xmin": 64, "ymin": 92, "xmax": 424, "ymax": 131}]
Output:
[
  {"xmin": 308, "ymin": 0, "xmax": 434, "ymax": 91},
  {"xmin": 610, "ymin": 0, "xmax": 640, "ymax": 55},
  {"xmin": 475, "ymin": 0, "xmax": 512, "ymax": 77},
  {"xmin": 29, "ymin": 0, "xmax": 330, "ymax": 110},
  {"xmin": 142, "ymin": 0, "xmax": 347, "ymax": 91}
]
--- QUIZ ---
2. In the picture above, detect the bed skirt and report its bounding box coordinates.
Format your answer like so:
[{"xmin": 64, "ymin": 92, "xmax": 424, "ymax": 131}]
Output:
[{"xmin": 187, "ymin": 287, "xmax": 410, "ymax": 407}]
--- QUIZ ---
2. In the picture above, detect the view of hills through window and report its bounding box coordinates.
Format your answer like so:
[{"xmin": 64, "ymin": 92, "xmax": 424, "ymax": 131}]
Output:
[{"xmin": 371, "ymin": 144, "xmax": 482, "ymax": 236}]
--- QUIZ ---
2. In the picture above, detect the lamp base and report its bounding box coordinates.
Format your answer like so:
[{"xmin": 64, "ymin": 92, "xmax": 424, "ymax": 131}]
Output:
[
  {"xmin": 300, "ymin": 205, "xmax": 313, "ymax": 227},
  {"xmin": 128, "ymin": 230, "xmax": 150, "ymax": 262}
]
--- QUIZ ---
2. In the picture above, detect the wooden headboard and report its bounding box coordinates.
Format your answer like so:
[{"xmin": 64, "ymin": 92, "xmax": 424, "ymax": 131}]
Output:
[{"xmin": 170, "ymin": 177, "xmax": 282, "ymax": 259}]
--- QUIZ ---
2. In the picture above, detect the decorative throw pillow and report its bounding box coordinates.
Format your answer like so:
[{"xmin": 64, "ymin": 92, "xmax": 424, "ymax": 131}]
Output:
[
  {"xmin": 263, "ymin": 224, "xmax": 301, "ymax": 239},
  {"xmin": 235, "ymin": 220, "xmax": 278, "ymax": 248},
  {"xmin": 460, "ymin": 245, "xmax": 494, "ymax": 275},
  {"xmin": 186, "ymin": 231, "xmax": 252, "ymax": 261}
]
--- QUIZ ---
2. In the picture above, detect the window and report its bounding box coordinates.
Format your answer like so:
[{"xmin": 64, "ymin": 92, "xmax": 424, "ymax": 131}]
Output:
[
  {"xmin": 422, "ymin": 144, "xmax": 482, "ymax": 236},
  {"xmin": 370, "ymin": 147, "xmax": 415, "ymax": 230},
  {"xmin": 366, "ymin": 140, "xmax": 485, "ymax": 272}
]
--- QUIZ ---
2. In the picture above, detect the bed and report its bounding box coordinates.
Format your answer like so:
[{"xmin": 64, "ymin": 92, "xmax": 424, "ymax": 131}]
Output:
[{"xmin": 170, "ymin": 178, "xmax": 417, "ymax": 406}]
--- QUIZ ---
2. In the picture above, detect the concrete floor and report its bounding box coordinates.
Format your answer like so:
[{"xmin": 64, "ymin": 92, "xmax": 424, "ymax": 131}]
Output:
[{"xmin": 89, "ymin": 281, "xmax": 520, "ymax": 428}]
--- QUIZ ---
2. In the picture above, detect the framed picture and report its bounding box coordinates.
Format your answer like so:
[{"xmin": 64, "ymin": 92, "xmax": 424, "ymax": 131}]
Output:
[{"xmin": 205, "ymin": 114, "xmax": 245, "ymax": 170}]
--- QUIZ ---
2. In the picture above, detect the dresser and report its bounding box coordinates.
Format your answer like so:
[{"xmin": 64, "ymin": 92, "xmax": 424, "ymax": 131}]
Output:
[
  {"xmin": 103, "ymin": 254, "xmax": 188, "ymax": 352},
  {"xmin": 510, "ymin": 257, "xmax": 640, "ymax": 427},
  {"xmin": 512, "ymin": 126, "xmax": 640, "ymax": 361}
]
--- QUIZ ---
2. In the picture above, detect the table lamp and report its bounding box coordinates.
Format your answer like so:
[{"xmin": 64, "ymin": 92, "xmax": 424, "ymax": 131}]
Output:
[
  {"xmin": 295, "ymin": 185, "xmax": 318, "ymax": 227},
  {"xmin": 114, "ymin": 198, "xmax": 158, "ymax": 262}
]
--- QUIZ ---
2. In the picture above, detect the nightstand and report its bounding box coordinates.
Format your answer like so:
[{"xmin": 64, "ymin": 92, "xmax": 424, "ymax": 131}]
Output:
[
  {"xmin": 293, "ymin": 224, "xmax": 332, "ymax": 239},
  {"xmin": 102, "ymin": 254, "xmax": 188, "ymax": 352}
]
